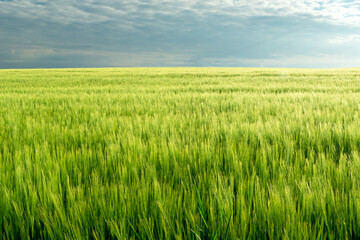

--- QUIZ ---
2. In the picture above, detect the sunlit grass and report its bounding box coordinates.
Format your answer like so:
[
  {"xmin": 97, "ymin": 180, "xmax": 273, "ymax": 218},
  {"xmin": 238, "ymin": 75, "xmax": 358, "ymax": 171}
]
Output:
[{"xmin": 1, "ymin": 68, "xmax": 360, "ymax": 239}]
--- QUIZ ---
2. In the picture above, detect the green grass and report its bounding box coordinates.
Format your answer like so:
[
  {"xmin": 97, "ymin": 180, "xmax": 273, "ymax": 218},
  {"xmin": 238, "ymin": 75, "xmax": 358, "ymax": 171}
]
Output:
[{"xmin": 1, "ymin": 67, "xmax": 360, "ymax": 239}]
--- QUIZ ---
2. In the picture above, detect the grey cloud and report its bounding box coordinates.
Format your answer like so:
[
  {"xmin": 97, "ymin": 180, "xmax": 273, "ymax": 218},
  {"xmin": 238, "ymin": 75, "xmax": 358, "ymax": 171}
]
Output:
[
  {"xmin": 1, "ymin": 0, "xmax": 360, "ymax": 68},
  {"xmin": 1, "ymin": 0, "xmax": 360, "ymax": 26}
]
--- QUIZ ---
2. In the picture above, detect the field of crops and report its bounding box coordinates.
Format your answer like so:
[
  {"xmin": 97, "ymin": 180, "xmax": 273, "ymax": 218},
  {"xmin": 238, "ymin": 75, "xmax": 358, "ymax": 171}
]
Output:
[{"xmin": 1, "ymin": 68, "xmax": 360, "ymax": 239}]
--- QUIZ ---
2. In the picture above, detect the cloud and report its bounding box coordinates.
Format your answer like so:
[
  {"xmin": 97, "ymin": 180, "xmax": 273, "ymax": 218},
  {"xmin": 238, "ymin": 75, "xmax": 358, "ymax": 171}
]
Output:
[
  {"xmin": 0, "ymin": 46, "xmax": 192, "ymax": 68},
  {"xmin": 328, "ymin": 34, "xmax": 360, "ymax": 44},
  {"xmin": 1, "ymin": 60, "xmax": 23, "ymax": 63},
  {"xmin": 201, "ymin": 54, "xmax": 360, "ymax": 68},
  {"xmin": 0, "ymin": 0, "xmax": 360, "ymax": 68},
  {"xmin": 0, "ymin": 0, "xmax": 360, "ymax": 27}
]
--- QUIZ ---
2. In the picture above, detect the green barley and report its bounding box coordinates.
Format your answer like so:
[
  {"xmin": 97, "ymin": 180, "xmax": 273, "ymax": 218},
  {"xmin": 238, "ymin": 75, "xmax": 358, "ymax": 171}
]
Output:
[{"xmin": 1, "ymin": 68, "xmax": 360, "ymax": 239}]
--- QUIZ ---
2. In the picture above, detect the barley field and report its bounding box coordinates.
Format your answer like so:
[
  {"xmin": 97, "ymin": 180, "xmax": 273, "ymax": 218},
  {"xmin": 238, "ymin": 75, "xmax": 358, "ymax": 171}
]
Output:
[{"xmin": 1, "ymin": 68, "xmax": 360, "ymax": 239}]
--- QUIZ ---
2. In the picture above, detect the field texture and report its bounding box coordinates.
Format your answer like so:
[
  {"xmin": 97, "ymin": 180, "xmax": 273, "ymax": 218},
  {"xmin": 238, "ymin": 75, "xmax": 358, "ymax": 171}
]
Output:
[{"xmin": 1, "ymin": 68, "xmax": 360, "ymax": 239}]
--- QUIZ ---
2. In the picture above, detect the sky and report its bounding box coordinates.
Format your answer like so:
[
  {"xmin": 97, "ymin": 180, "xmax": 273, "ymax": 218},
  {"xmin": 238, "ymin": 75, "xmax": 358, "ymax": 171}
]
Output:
[{"xmin": 0, "ymin": 0, "xmax": 360, "ymax": 68}]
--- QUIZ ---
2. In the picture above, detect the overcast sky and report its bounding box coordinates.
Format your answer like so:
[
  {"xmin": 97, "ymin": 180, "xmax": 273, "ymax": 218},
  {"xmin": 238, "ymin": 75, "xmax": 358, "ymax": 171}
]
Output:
[{"xmin": 1, "ymin": 0, "xmax": 360, "ymax": 68}]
